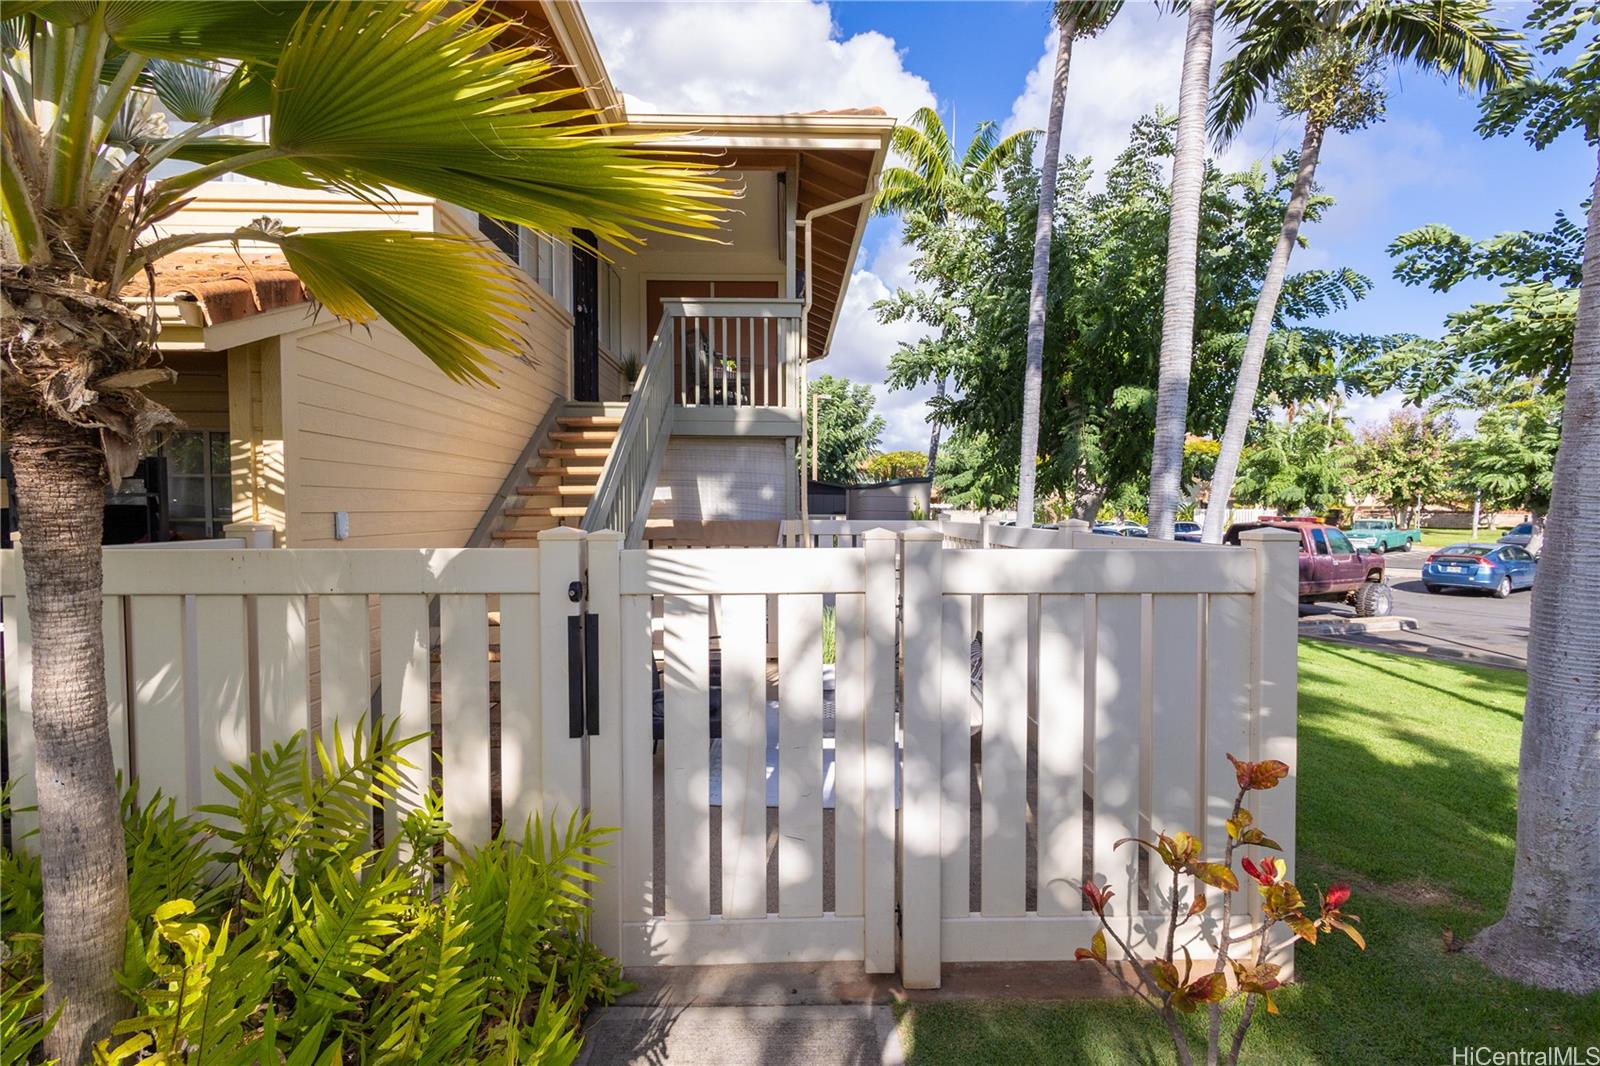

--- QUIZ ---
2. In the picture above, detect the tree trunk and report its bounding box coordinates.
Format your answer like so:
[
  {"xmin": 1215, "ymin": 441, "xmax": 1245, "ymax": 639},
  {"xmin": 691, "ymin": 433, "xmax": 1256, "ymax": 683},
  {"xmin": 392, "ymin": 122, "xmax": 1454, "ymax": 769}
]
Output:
[
  {"xmin": 926, "ymin": 375, "xmax": 946, "ymax": 478},
  {"xmin": 1017, "ymin": 14, "xmax": 1076, "ymax": 528},
  {"xmin": 1471, "ymin": 159, "xmax": 1600, "ymax": 995},
  {"xmin": 1200, "ymin": 118, "xmax": 1327, "ymax": 543},
  {"xmin": 1471, "ymin": 491, "xmax": 1481, "ymax": 540},
  {"xmin": 1146, "ymin": 0, "xmax": 1215, "ymax": 540},
  {"xmin": 7, "ymin": 416, "xmax": 130, "ymax": 1061}
]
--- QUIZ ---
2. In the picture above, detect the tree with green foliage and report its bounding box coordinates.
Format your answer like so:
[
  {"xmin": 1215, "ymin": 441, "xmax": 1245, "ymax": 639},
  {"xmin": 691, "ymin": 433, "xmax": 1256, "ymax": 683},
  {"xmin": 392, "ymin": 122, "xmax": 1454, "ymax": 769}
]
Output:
[
  {"xmin": 1200, "ymin": 0, "xmax": 1530, "ymax": 543},
  {"xmin": 1231, "ymin": 409, "xmax": 1352, "ymax": 515},
  {"xmin": 1018, "ymin": 0, "xmax": 1125, "ymax": 527},
  {"xmin": 1452, "ymin": 393, "xmax": 1562, "ymax": 538},
  {"xmin": 873, "ymin": 106, "xmax": 1030, "ymax": 478},
  {"xmin": 861, "ymin": 450, "xmax": 929, "ymax": 482},
  {"xmin": 807, "ymin": 373, "xmax": 885, "ymax": 484},
  {"xmin": 0, "ymin": 4, "xmax": 726, "ymax": 1055},
  {"xmin": 1464, "ymin": 0, "xmax": 1600, "ymax": 994},
  {"xmin": 1378, "ymin": 211, "xmax": 1584, "ymax": 398},
  {"xmin": 1349, "ymin": 409, "xmax": 1456, "ymax": 528},
  {"xmin": 880, "ymin": 115, "xmax": 1370, "ymax": 520}
]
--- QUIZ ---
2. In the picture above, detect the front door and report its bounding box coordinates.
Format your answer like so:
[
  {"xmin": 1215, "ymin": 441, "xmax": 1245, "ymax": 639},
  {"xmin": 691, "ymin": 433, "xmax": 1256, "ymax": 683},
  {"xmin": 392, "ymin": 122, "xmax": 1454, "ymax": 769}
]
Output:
[{"xmin": 571, "ymin": 228, "xmax": 599, "ymax": 402}]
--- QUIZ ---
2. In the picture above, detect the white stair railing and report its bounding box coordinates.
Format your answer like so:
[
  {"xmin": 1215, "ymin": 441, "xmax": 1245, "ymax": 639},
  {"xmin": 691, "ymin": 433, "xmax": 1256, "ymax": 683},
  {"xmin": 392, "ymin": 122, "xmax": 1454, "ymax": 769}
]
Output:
[{"xmin": 583, "ymin": 310, "xmax": 675, "ymax": 542}]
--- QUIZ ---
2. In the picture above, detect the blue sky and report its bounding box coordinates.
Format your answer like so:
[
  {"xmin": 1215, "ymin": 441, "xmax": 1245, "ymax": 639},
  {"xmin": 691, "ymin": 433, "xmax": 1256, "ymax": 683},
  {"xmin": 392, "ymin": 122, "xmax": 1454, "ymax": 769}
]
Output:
[{"xmin": 587, "ymin": 0, "xmax": 1594, "ymax": 448}]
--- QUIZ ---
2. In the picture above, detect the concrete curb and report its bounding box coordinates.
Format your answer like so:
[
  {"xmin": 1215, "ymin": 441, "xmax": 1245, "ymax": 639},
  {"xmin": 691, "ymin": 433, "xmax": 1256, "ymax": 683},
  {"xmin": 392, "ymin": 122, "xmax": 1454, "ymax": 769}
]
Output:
[{"xmin": 1298, "ymin": 615, "xmax": 1418, "ymax": 638}]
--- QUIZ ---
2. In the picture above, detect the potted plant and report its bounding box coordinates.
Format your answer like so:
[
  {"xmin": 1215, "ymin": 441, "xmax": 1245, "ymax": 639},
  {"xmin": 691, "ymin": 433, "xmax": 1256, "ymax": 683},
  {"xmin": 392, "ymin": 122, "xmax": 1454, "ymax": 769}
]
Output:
[{"xmin": 619, "ymin": 354, "xmax": 641, "ymax": 397}]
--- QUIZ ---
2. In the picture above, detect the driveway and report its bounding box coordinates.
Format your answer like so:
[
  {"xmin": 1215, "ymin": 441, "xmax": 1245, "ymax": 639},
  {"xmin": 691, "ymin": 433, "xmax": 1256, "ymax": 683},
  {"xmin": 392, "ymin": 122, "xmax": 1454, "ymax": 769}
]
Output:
[{"xmin": 1301, "ymin": 551, "xmax": 1532, "ymax": 669}]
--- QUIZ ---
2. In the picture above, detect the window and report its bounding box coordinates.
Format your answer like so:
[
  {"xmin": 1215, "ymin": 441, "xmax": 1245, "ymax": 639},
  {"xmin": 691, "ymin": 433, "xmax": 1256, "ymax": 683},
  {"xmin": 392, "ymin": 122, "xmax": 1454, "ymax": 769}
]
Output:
[
  {"xmin": 1325, "ymin": 529, "xmax": 1355, "ymax": 555},
  {"xmin": 1311, "ymin": 528, "xmax": 1329, "ymax": 555},
  {"xmin": 162, "ymin": 430, "xmax": 231, "ymax": 539},
  {"xmin": 477, "ymin": 214, "xmax": 519, "ymax": 260},
  {"xmin": 518, "ymin": 229, "xmax": 571, "ymax": 310}
]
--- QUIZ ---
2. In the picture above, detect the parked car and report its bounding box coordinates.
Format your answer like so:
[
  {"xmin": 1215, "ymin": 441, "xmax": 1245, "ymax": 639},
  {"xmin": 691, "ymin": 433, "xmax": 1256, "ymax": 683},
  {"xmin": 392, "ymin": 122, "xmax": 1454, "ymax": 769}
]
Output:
[
  {"xmin": 1344, "ymin": 518, "xmax": 1421, "ymax": 553},
  {"xmin": 1497, "ymin": 522, "xmax": 1538, "ymax": 554},
  {"xmin": 1423, "ymin": 543, "xmax": 1536, "ymax": 598},
  {"xmin": 1173, "ymin": 521, "xmax": 1201, "ymax": 536},
  {"xmin": 1224, "ymin": 520, "xmax": 1391, "ymax": 616},
  {"xmin": 1092, "ymin": 520, "xmax": 1148, "ymax": 537}
]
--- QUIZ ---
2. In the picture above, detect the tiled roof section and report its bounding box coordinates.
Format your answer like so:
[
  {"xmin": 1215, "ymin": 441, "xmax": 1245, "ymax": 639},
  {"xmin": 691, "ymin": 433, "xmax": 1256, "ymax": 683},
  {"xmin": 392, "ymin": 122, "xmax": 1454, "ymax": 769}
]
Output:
[
  {"xmin": 799, "ymin": 107, "xmax": 888, "ymax": 116},
  {"xmin": 119, "ymin": 253, "xmax": 308, "ymax": 325}
]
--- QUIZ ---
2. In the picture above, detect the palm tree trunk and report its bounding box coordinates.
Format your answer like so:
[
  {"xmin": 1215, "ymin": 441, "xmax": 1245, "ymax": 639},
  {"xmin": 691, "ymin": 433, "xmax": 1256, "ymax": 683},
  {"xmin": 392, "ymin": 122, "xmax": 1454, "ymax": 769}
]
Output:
[
  {"xmin": 926, "ymin": 375, "xmax": 946, "ymax": 477},
  {"xmin": 1147, "ymin": 0, "xmax": 1216, "ymax": 540},
  {"xmin": 1017, "ymin": 12, "xmax": 1077, "ymax": 528},
  {"xmin": 7, "ymin": 416, "xmax": 130, "ymax": 1061},
  {"xmin": 1472, "ymin": 165, "xmax": 1600, "ymax": 994},
  {"xmin": 1199, "ymin": 118, "xmax": 1327, "ymax": 543}
]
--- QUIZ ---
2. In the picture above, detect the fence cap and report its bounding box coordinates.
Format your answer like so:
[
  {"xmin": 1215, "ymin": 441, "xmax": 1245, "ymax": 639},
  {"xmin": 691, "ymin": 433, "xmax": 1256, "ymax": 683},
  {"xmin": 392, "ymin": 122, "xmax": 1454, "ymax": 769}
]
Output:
[
  {"xmin": 1238, "ymin": 527, "xmax": 1302, "ymax": 544},
  {"xmin": 900, "ymin": 528, "xmax": 943, "ymax": 542},
  {"xmin": 587, "ymin": 530, "xmax": 623, "ymax": 545},
  {"xmin": 537, "ymin": 527, "xmax": 585, "ymax": 542},
  {"xmin": 861, "ymin": 528, "xmax": 899, "ymax": 541}
]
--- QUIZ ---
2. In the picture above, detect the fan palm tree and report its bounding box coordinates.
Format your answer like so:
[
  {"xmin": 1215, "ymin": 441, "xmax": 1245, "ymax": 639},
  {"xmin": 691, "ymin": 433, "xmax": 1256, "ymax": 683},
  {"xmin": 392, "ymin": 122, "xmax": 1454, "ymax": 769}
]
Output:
[
  {"xmin": 1147, "ymin": 0, "xmax": 1218, "ymax": 540},
  {"xmin": 0, "ymin": 3, "xmax": 726, "ymax": 1057},
  {"xmin": 1196, "ymin": 0, "xmax": 1530, "ymax": 542},
  {"xmin": 1017, "ymin": 0, "xmax": 1124, "ymax": 527},
  {"xmin": 874, "ymin": 106, "xmax": 1030, "ymax": 477}
]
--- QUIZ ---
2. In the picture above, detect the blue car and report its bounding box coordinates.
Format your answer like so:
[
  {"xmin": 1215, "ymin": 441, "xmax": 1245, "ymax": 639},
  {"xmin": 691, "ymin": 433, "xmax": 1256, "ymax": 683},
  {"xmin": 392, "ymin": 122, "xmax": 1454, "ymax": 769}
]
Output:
[{"xmin": 1422, "ymin": 543, "xmax": 1537, "ymax": 598}]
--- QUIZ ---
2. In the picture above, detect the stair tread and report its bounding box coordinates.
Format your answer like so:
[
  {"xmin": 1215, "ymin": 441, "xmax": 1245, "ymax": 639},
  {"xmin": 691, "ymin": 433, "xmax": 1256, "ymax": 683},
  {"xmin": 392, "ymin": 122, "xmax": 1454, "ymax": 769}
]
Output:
[
  {"xmin": 528, "ymin": 464, "xmax": 606, "ymax": 478},
  {"xmin": 550, "ymin": 430, "xmax": 617, "ymax": 442},
  {"xmin": 516, "ymin": 483, "xmax": 596, "ymax": 496},
  {"xmin": 557, "ymin": 415, "xmax": 623, "ymax": 428},
  {"xmin": 503, "ymin": 505, "xmax": 587, "ymax": 517},
  {"xmin": 540, "ymin": 447, "xmax": 612, "ymax": 459}
]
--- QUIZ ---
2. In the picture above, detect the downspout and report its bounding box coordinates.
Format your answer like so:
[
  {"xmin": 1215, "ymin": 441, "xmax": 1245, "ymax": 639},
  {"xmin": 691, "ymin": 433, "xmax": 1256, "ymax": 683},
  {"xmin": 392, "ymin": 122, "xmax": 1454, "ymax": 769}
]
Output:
[{"xmin": 797, "ymin": 183, "xmax": 877, "ymax": 532}]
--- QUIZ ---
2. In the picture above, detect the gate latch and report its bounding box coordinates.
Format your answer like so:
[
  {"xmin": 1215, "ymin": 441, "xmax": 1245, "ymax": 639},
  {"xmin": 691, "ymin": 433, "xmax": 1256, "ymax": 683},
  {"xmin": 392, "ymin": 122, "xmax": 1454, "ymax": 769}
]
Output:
[{"xmin": 566, "ymin": 612, "xmax": 600, "ymax": 738}]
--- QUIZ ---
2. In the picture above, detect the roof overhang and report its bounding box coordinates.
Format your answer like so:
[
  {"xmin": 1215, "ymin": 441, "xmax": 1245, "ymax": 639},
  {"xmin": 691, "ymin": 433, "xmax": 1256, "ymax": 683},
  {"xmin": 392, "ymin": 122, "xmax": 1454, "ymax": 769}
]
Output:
[
  {"xmin": 625, "ymin": 112, "xmax": 895, "ymax": 361},
  {"xmin": 489, "ymin": 1, "xmax": 625, "ymax": 124}
]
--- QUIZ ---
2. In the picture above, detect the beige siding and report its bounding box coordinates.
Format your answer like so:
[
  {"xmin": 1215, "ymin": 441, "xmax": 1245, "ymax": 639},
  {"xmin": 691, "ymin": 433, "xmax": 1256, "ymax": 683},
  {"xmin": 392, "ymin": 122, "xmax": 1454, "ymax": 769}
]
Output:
[
  {"xmin": 148, "ymin": 352, "xmax": 229, "ymax": 430},
  {"xmin": 285, "ymin": 303, "xmax": 570, "ymax": 549}
]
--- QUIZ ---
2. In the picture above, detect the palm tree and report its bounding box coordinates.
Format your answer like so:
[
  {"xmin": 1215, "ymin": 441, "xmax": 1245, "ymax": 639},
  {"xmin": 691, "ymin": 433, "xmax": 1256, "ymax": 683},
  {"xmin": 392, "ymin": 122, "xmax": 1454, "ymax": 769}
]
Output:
[
  {"xmin": 874, "ymin": 106, "xmax": 1031, "ymax": 478},
  {"xmin": 1197, "ymin": 0, "xmax": 1529, "ymax": 542},
  {"xmin": 0, "ymin": 3, "xmax": 725, "ymax": 1057},
  {"xmin": 1017, "ymin": 0, "xmax": 1124, "ymax": 527},
  {"xmin": 1147, "ymin": 0, "xmax": 1217, "ymax": 540}
]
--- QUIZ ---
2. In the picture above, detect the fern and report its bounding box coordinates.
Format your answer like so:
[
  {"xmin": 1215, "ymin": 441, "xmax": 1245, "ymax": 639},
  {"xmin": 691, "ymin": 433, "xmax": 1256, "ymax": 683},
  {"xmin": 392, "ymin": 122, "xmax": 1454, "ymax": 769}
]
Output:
[{"xmin": 13, "ymin": 729, "xmax": 622, "ymax": 1062}]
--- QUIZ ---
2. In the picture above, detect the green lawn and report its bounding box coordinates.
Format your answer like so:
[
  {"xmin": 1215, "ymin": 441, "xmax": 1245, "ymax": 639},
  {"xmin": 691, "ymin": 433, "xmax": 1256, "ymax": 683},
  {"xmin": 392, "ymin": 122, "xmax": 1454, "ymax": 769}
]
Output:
[
  {"xmin": 897, "ymin": 642, "xmax": 1600, "ymax": 1065},
  {"xmin": 1417, "ymin": 526, "xmax": 1507, "ymax": 548}
]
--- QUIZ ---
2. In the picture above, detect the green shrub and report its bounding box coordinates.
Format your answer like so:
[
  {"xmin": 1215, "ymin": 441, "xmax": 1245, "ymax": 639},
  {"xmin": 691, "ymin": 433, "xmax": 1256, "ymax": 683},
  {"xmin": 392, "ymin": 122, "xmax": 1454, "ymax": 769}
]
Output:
[{"xmin": 1, "ymin": 725, "xmax": 626, "ymax": 1064}]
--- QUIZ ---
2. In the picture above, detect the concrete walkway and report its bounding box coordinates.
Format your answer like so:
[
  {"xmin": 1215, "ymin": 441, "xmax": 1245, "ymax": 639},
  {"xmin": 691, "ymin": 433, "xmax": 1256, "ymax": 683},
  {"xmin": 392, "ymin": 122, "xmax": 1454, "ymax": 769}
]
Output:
[{"xmin": 574, "ymin": 961, "xmax": 1133, "ymax": 1065}]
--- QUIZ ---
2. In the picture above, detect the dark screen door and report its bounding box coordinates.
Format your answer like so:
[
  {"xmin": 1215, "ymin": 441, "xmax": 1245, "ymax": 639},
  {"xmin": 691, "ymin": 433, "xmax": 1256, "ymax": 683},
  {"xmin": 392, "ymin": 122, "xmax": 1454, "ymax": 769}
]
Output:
[{"xmin": 571, "ymin": 228, "xmax": 599, "ymax": 402}]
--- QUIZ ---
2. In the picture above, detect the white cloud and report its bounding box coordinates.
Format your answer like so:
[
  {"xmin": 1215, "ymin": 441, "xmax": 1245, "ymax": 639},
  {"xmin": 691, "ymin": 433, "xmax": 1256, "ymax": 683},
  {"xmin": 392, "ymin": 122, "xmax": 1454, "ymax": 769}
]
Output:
[
  {"xmin": 584, "ymin": 1, "xmax": 936, "ymax": 122},
  {"xmin": 1003, "ymin": 7, "xmax": 1290, "ymax": 183}
]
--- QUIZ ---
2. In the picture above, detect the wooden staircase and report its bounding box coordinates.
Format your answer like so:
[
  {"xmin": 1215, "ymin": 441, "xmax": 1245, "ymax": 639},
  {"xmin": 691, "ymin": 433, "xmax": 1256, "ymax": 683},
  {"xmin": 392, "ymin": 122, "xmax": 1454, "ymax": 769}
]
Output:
[{"xmin": 490, "ymin": 404, "xmax": 626, "ymax": 543}]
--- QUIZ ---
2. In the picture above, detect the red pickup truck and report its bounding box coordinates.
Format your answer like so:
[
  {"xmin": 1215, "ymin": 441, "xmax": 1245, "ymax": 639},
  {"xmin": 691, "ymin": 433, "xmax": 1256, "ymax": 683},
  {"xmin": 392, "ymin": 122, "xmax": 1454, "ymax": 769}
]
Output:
[{"xmin": 1224, "ymin": 520, "xmax": 1392, "ymax": 617}]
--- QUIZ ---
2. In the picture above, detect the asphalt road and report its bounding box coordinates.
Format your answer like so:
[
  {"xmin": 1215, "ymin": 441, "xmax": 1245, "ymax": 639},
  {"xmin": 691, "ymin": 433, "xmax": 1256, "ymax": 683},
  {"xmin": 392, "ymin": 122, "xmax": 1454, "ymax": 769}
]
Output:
[{"xmin": 1301, "ymin": 549, "xmax": 1532, "ymax": 669}]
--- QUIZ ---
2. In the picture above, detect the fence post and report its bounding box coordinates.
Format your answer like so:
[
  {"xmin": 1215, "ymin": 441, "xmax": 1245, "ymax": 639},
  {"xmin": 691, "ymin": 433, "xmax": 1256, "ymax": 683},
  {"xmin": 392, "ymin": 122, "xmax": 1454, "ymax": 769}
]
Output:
[
  {"xmin": 538, "ymin": 527, "xmax": 586, "ymax": 825},
  {"xmin": 899, "ymin": 529, "xmax": 944, "ymax": 987},
  {"xmin": 0, "ymin": 550, "xmax": 37, "ymax": 841},
  {"xmin": 862, "ymin": 528, "xmax": 898, "ymax": 973},
  {"xmin": 1239, "ymin": 527, "xmax": 1299, "ymax": 975},
  {"xmin": 585, "ymin": 530, "xmax": 624, "ymax": 959},
  {"xmin": 1063, "ymin": 518, "xmax": 1091, "ymax": 549}
]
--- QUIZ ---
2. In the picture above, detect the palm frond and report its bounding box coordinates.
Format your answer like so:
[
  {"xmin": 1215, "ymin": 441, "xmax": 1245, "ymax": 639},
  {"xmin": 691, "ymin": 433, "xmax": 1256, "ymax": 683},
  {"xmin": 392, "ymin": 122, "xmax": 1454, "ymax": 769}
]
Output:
[
  {"xmin": 145, "ymin": 57, "xmax": 229, "ymax": 123},
  {"xmin": 1343, "ymin": 0, "xmax": 1530, "ymax": 92},
  {"xmin": 228, "ymin": 1, "xmax": 729, "ymax": 249},
  {"xmin": 1212, "ymin": 1, "xmax": 1321, "ymax": 141},
  {"xmin": 275, "ymin": 229, "xmax": 537, "ymax": 385},
  {"xmin": 97, "ymin": 1, "xmax": 309, "ymax": 65}
]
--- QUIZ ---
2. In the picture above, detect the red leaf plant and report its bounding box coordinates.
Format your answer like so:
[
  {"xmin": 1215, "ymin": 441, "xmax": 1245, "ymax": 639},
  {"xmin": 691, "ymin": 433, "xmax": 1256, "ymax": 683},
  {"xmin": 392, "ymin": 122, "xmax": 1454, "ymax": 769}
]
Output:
[{"xmin": 1073, "ymin": 755, "xmax": 1364, "ymax": 1066}]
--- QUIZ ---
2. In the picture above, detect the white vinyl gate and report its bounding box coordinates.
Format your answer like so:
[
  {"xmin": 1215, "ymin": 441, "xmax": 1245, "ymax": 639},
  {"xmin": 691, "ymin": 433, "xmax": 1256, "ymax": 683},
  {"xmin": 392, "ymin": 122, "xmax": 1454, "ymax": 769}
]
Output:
[{"xmin": 1, "ymin": 526, "xmax": 1298, "ymax": 988}]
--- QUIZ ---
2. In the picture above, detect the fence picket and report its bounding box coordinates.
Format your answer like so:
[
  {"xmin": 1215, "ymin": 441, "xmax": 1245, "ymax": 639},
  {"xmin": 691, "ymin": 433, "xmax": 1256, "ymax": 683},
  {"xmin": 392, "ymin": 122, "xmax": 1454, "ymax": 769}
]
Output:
[
  {"xmin": 193, "ymin": 596, "xmax": 250, "ymax": 808},
  {"xmin": 900, "ymin": 530, "xmax": 943, "ymax": 986},
  {"xmin": 939, "ymin": 594, "xmax": 974, "ymax": 919},
  {"xmin": 777, "ymin": 593, "xmax": 825, "ymax": 918},
  {"xmin": 619, "ymin": 593, "xmax": 655, "ymax": 924},
  {"xmin": 379, "ymin": 593, "xmax": 431, "ymax": 844},
  {"xmin": 1093, "ymin": 594, "xmax": 1143, "ymax": 915},
  {"xmin": 255, "ymin": 595, "xmax": 309, "ymax": 751},
  {"xmin": 102, "ymin": 596, "xmax": 130, "ymax": 781},
  {"xmin": 496, "ymin": 592, "xmax": 541, "ymax": 833},
  {"xmin": 980, "ymin": 593, "xmax": 1029, "ymax": 917},
  {"xmin": 318, "ymin": 594, "xmax": 371, "ymax": 755},
  {"xmin": 129, "ymin": 595, "xmax": 189, "ymax": 807},
  {"xmin": 832, "ymin": 593, "xmax": 867, "ymax": 917},
  {"xmin": 1037, "ymin": 593, "xmax": 1089, "ymax": 916},
  {"xmin": 441, "ymin": 594, "xmax": 492, "ymax": 848},
  {"xmin": 663, "ymin": 594, "xmax": 712, "ymax": 920},
  {"xmin": 719, "ymin": 595, "xmax": 767, "ymax": 918}
]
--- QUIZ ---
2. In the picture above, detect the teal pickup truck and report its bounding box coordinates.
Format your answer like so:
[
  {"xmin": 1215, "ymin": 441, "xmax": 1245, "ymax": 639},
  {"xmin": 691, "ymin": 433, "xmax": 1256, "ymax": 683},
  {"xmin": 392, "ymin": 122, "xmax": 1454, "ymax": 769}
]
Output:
[{"xmin": 1344, "ymin": 518, "xmax": 1421, "ymax": 553}]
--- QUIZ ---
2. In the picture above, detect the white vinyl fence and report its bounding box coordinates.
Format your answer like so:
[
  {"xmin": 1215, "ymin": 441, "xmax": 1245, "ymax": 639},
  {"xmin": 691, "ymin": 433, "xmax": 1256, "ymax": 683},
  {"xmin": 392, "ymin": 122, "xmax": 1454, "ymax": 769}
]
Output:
[{"xmin": 2, "ymin": 525, "xmax": 1298, "ymax": 987}]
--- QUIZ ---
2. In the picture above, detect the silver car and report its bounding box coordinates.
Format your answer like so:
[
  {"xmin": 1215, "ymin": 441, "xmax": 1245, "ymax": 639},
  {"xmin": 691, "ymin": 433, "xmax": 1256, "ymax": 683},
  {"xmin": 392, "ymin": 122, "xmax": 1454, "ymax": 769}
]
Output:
[{"xmin": 1498, "ymin": 522, "xmax": 1538, "ymax": 554}]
